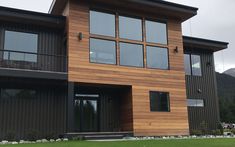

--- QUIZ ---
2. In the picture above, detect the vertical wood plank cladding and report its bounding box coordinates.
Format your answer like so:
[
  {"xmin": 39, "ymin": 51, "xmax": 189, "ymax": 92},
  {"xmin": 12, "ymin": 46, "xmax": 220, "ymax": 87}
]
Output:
[
  {"xmin": 185, "ymin": 51, "xmax": 220, "ymax": 131},
  {"xmin": 0, "ymin": 78, "xmax": 67, "ymax": 140},
  {"xmin": 68, "ymin": 0, "xmax": 189, "ymax": 136}
]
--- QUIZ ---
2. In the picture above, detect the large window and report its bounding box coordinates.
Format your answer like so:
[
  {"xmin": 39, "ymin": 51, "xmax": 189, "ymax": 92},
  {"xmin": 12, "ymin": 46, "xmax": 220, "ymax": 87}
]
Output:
[
  {"xmin": 184, "ymin": 54, "xmax": 202, "ymax": 76},
  {"xmin": 0, "ymin": 89, "xmax": 36, "ymax": 100},
  {"xmin": 89, "ymin": 10, "xmax": 169, "ymax": 69},
  {"xmin": 187, "ymin": 99, "xmax": 204, "ymax": 107},
  {"xmin": 119, "ymin": 16, "xmax": 142, "ymax": 41},
  {"xmin": 120, "ymin": 43, "xmax": 143, "ymax": 67},
  {"xmin": 147, "ymin": 46, "xmax": 168, "ymax": 69},
  {"xmin": 90, "ymin": 38, "xmax": 116, "ymax": 64},
  {"xmin": 4, "ymin": 30, "xmax": 38, "ymax": 62},
  {"xmin": 150, "ymin": 91, "xmax": 170, "ymax": 112},
  {"xmin": 90, "ymin": 11, "xmax": 115, "ymax": 37},
  {"xmin": 146, "ymin": 20, "xmax": 167, "ymax": 44}
]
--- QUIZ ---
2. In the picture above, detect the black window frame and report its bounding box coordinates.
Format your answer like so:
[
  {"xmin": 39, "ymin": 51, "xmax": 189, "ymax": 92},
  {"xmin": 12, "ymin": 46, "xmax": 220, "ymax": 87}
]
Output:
[
  {"xmin": 184, "ymin": 53, "xmax": 202, "ymax": 76},
  {"xmin": 150, "ymin": 91, "xmax": 170, "ymax": 112}
]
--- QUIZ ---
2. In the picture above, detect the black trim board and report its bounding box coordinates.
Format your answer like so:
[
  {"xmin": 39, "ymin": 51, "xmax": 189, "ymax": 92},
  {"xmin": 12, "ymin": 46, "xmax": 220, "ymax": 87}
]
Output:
[{"xmin": 0, "ymin": 68, "xmax": 67, "ymax": 80}]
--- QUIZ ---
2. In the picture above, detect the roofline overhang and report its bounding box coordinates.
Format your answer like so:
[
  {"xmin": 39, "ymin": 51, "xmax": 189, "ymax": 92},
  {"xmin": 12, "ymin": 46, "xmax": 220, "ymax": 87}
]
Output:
[
  {"xmin": 49, "ymin": 0, "xmax": 198, "ymax": 21},
  {"xmin": 183, "ymin": 36, "xmax": 229, "ymax": 52},
  {"xmin": 0, "ymin": 6, "xmax": 66, "ymax": 29}
]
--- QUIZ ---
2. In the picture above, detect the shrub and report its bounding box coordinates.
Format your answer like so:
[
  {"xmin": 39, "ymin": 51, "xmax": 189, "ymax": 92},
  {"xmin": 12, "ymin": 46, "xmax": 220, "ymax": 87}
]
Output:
[
  {"xmin": 211, "ymin": 129, "xmax": 223, "ymax": 135},
  {"xmin": 231, "ymin": 129, "xmax": 235, "ymax": 135},
  {"xmin": 191, "ymin": 130, "xmax": 202, "ymax": 136},
  {"xmin": 4, "ymin": 131, "xmax": 16, "ymax": 141},
  {"xmin": 199, "ymin": 121, "xmax": 208, "ymax": 135},
  {"xmin": 26, "ymin": 130, "xmax": 39, "ymax": 141}
]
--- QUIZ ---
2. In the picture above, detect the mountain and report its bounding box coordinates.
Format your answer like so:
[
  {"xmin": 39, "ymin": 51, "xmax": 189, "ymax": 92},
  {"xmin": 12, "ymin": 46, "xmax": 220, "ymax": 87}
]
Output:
[
  {"xmin": 216, "ymin": 72, "xmax": 235, "ymax": 123},
  {"xmin": 223, "ymin": 68, "xmax": 235, "ymax": 77}
]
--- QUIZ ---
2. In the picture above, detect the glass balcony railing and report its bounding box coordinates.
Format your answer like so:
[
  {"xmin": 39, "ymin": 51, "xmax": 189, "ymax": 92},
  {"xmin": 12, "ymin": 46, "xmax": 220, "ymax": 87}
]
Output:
[{"xmin": 0, "ymin": 50, "xmax": 67, "ymax": 72}]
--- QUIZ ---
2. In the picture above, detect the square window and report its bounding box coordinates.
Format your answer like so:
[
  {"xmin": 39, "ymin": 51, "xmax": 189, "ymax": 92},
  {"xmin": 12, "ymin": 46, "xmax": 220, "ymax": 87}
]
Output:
[
  {"xmin": 90, "ymin": 11, "xmax": 115, "ymax": 37},
  {"xmin": 4, "ymin": 31, "xmax": 38, "ymax": 62},
  {"xmin": 90, "ymin": 38, "xmax": 116, "ymax": 64},
  {"xmin": 120, "ymin": 42, "xmax": 143, "ymax": 67},
  {"xmin": 146, "ymin": 20, "xmax": 167, "ymax": 44},
  {"xmin": 147, "ymin": 46, "xmax": 169, "ymax": 69},
  {"xmin": 119, "ymin": 16, "xmax": 142, "ymax": 41},
  {"xmin": 150, "ymin": 91, "xmax": 170, "ymax": 112}
]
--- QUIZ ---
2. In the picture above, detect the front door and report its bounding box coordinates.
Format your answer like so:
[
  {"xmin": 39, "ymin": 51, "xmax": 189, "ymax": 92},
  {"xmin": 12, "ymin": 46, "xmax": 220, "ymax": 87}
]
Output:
[{"xmin": 74, "ymin": 95, "xmax": 99, "ymax": 132}]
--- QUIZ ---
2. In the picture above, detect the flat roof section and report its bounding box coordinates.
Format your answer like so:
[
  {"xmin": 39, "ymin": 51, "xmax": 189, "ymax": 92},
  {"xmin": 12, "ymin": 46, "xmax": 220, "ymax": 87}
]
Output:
[
  {"xmin": 0, "ymin": 6, "xmax": 66, "ymax": 29},
  {"xmin": 183, "ymin": 36, "xmax": 229, "ymax": 52}
]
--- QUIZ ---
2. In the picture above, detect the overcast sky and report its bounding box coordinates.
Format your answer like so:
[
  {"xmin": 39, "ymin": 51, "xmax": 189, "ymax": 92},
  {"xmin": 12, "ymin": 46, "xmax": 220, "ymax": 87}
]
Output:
[{"xmin": 0, "ymin": 0, "xmax": 234, "ymax": 73}]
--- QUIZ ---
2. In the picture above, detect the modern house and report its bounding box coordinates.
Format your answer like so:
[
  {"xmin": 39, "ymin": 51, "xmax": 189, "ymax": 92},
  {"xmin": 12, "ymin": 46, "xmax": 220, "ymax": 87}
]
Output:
[{"xmin": 0, "ymin": 0, "xmax": 228, "ymax": 140}]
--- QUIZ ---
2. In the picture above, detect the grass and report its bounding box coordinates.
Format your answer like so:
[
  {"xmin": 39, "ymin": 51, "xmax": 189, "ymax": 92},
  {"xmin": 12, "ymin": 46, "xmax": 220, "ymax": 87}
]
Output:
[{"xmin": 1, "ymin": 138, "xmax": 235, "ymax": 147}]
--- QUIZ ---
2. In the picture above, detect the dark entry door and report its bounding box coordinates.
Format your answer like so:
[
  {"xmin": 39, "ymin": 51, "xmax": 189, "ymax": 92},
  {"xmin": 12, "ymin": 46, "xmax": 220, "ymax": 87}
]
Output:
[{"xmin": 74, "ymin": 95, "xmax": 99, "ymax": 132}]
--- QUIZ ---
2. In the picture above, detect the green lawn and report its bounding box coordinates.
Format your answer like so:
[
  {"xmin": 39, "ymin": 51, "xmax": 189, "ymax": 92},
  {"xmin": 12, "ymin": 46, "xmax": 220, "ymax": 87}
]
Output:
[{"xmin": 1, "ymin": 138, "xmax": 235, "ymax": 147}]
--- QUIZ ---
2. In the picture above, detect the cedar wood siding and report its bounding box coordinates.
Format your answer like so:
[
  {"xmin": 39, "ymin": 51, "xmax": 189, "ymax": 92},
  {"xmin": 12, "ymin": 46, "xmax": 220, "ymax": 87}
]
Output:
[
  {"xmin": 185, "ymin": 49, "xmax": 220, "ymax": 131},
  {"xmin": 66, "ymin": 0, "xmax": 189, "ymax": 136}
]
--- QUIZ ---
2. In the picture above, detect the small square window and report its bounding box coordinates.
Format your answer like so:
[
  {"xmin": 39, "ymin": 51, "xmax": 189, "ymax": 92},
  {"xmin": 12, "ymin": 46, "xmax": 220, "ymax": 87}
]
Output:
[{"xmin": 150, "ymin": 91, "xmax": 170, "ymax": 112}]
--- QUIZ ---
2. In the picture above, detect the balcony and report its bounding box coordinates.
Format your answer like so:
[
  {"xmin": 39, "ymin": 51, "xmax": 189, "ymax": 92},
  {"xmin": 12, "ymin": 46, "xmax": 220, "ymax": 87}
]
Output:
[{"xmin": 0, "ymin": 50, "xmax": 67, "ymax": 79}]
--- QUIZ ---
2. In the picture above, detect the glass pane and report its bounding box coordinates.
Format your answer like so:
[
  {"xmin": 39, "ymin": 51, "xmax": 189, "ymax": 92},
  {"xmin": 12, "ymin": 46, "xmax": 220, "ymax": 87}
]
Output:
[
  {"xmin": 119, "ymin": 16, "xmax": 142, "ymax": 41},
  {"xmin": 146, "ymin": 20, "xmax": 167, "ymax": 44},
  {"xmin": 147, "ymin": 46, "xmax": 168, "ymax": 69},
  {"xmin": 90, "ymin": 38, "xmax": 116, "ymax": 64},
  {"xmin": 150, "ymin": 91, "xmax": 170, "ymax": 112},
  {"xmin": 4, "ymin": 31, "xmax": 38, "ymax": 62},
  {"xmin": 191, "ymin": 55, "xmax": 202, "ymax": 76},
  {"xmin": 82, "ymin": 100, "xmax": 98, "ymax": 132},
  {"xmin": 120, "ymin": 42, "xmax": 143, "ymax": 67},
  {"xmin": 187, "ymin": 99, "xmax": 204, "ymax": 107},
  {"xmin": 90, "ymin": 11, "xmax": 115, "ymax": 37},
  {"xmin": 184, "ymin": 54, "xmax": 191, "ymax": 75}
]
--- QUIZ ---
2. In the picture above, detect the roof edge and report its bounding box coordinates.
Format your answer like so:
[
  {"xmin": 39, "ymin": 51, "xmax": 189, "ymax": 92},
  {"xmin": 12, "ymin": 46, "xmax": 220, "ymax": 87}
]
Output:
[{"xmin": 183, "ymin": 36, "xmax": 229, "ymax": 52}]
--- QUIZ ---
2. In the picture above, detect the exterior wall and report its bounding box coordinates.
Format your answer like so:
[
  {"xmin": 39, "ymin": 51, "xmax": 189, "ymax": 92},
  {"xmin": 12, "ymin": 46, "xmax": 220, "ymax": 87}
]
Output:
[
  {"xmin": 66, "ymin": 0, "xmax": 189, "ymax": 136},
  {"xmin": 0, "ymin": 21, "xmax": 66, "ymax": 72},
  {"xmin": 185, "ymin": 49, "xmax": 220, "ymax": 131},
  {"xmin": 0, "ymin": 78, "xmax": 67, "ymax": 140}
]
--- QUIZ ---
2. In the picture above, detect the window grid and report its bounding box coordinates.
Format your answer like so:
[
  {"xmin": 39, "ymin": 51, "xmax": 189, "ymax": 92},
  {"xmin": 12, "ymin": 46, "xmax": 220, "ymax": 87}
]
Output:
[{"xmin": 89, "ymin": 10, "xmax": 169, "ymax": 69}]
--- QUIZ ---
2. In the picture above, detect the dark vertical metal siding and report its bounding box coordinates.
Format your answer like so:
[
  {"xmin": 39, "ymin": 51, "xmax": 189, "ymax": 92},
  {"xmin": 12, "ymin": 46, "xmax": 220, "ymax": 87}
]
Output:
[
  {"xmin": 185, "ymin": 50, "xmax": 220, "ymax": 131},
  {"xmin": 0, "ymin": 22, "xmax": 66, "ymax": 72},
  {"xmin": 0, "ymin": 78, "xmax": 67, "ymax": 140}
]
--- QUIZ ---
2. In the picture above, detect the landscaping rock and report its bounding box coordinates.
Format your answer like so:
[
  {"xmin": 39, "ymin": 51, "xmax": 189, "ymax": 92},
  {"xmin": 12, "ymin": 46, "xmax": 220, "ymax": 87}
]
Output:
[
  {"xmin": 11, "ymin": 141, "xmax": 18, "ymax": 144},
  {"xmin": 56, "ymin": 138, "xmax": 62, "ymax": 142},
  {"xmin": 1, "ymin": 140, "xmax": 8, "ymax": 144},
  {"xmin": 63, "ymin": 138, "xmax": 69, "ymax": 141},
  {"xmin": 49, "ymin": 139, "xmax": 55, "ymax": 142},
  {"xmin": 41, "ymin": 139, "xmax": 48, "ymax": 143}
]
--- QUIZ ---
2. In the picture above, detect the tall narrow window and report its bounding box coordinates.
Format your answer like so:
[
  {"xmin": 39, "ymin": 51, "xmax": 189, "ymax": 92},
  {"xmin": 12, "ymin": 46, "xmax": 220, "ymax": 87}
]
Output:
[
  {"xmin": 146, "ymin": 20, "xmax": 167, "ymax": 44},
  {"xmin": 150, "ymin": 91, "xmax": 170, "ymax": 112},
  {"xmin": 147, "ymin": 46, "xmax": 168, "ymax": 69},
  {"xmin": 191, "ymin": 55, "xmax": 202, "ymax": 76},
  {"xmin": 90, "ymin": 38, "xmax": 116, "ymax": 64},
  {"xmin": 90, "ymin": 11, "xmax": 115, "ymax": 37},
  {"xmin": 119, "ymin": 16, "xmax": 142, "ymax": 41},
  {"xmin": 120, "ymin": 43, "xmax": 143, "ymax": 67},
  {"xmin": 184, "ymin": 54, "xmax": 191, "ymax": 75},
  {"xmin": 4, "ymin": 31, "xmax": 38, "ymax": 62}
]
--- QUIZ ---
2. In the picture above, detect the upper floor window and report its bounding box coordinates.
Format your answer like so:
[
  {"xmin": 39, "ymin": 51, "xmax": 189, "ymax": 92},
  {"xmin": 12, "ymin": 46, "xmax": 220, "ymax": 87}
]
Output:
[
  {"xmin": 187, "ymin": 99, "xmax": 204, "ymax": 107},
  {"xmin": 89, "ymin": 10, "xmax": 169, "ymax": 69},
  {"xmin": 150, "ymin": 91, "xmax": 170, "ymax": 112},
  {"xmin": 90, "ymin": 11, "xmax": 115, "ymax": 37},
  {"xmin": 147, "ymin": 46, "xmax": 169, "ymax": 69},
  {"xmin": 184, "ymin": 54, "xmax": 202, "ymax": 76},
  {"xmin": 146, "ymin": 20, "xmax": 167, "ymax": 44},
  {"xmin": 120, "ymin": 42, "xmax": 143, "ymax": 67},
  {"xmin": 119, "ymin": 16, "xmax": 142, "ymax": 41},
  {"xmin": 90, "ymin": 38, "xmax": 116, "ymax": 64},
  {"xmin": 4, "ymin": 30, "xmax": 38, "ymax": 62}
]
